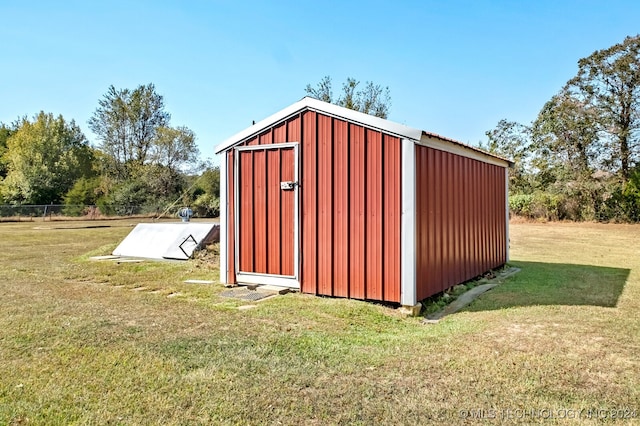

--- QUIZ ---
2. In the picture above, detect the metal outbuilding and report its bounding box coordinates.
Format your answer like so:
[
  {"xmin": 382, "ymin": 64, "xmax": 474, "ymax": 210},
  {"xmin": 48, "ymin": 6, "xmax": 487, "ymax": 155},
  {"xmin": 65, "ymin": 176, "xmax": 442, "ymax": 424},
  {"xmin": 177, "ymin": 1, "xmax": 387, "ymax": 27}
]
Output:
[{"xmin": 215, "ymin": 97, "xmax": 512, "ymax": 309}]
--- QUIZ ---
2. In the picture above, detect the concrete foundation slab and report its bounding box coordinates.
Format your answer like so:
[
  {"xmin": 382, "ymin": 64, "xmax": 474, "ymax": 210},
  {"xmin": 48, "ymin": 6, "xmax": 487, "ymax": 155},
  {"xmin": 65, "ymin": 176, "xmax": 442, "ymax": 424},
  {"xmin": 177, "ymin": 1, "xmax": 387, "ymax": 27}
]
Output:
[{"xmin": 398, "ymin": 303, "xmax": 422, "ymax": 317}]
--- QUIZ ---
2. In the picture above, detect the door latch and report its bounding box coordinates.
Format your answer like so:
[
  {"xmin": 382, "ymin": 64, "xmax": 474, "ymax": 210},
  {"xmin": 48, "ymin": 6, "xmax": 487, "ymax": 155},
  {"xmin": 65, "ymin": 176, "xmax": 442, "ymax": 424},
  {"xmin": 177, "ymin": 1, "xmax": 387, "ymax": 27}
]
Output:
[{"xmin": 280, "ymin": 181, "xmax": 298, "ymax": 190}]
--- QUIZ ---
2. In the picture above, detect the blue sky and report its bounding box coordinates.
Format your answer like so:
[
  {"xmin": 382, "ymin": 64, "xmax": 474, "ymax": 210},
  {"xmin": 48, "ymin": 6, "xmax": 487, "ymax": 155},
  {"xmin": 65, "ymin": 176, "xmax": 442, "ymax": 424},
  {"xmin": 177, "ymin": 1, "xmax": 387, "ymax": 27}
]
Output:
[{"xmin": 1, "ymin": 1, "xmax": 639, "ymax": 165}]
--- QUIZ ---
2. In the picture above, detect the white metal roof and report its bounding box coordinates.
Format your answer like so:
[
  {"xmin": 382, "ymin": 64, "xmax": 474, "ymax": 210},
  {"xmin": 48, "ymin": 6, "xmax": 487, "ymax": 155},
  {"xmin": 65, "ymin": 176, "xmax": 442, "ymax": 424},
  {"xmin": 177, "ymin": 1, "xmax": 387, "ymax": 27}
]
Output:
[{"xmin": 214, "ymin": 97, "xmax": 512, "ymax": 166}]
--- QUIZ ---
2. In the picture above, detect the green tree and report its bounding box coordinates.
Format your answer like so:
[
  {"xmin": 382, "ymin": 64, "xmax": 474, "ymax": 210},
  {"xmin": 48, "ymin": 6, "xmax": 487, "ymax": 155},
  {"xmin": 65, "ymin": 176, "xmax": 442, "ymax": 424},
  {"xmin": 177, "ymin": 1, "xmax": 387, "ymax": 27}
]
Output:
[
  {"xmin": 62, "ymin": 176, "xmax": 103, "ymax": 216},
  {"xmin": 566, "ymin": 34, "xmax": 640, "ymax": 182},
  {"xmin": 197, "ymin": 166, "xmax": 220, "ymax": 198},
  {"xmin": 1, "ymin": 112, "xmax": 95, "ymax": 204},
  {"xmin": 88, "ymin": 83, "xmax": 170, "ymax": 178},
  {"xmin": 533, "ymin": 89, "xmax": 600, "ymax": 176},
  {"xmin": 304, "ymin": 75, "xmax": 332, "ymax": 103},
  {"xmin": 88, "ymin": 84, "xmax": 200, "ymax": 212},
  {"xmin": 483, "ymin": 119, "xmax": 534, "ymax": 193},
  {"xmin": 305, "ymin": 76, "xmax": 392, "ymax": 118},
  {"xmin": 150, "ymin": 126, "xmax": 199, "ymax": 173},
  {"xmin": 531, "ymin": 89, "xmax": 607, "ymax": 219},
  {"xmin": 486, "ymin": 35, "xmax": 640, "ymax": 222},
  {"xmin": 0, "ymin": 122, "xmax": 15, "ymax": 180},
  {"xmin": 191, "ymin": 166, "xmax": 220, "ymax": 217}
]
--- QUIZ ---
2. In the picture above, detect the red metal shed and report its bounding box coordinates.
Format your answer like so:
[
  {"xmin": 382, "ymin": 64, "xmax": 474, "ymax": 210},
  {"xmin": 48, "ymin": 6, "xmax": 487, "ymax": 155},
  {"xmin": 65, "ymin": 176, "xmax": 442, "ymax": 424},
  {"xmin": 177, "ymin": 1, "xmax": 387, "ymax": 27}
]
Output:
[{"xmin": 215, "ymin": 97, "xmax": 511, "ymax": 308}]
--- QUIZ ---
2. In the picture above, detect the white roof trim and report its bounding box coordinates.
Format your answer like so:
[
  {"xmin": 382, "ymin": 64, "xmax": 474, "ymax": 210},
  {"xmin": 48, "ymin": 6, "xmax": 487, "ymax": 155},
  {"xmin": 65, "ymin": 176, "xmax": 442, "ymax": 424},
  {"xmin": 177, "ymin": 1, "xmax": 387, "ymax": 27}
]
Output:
[
  {"xmin": 418, "ymin": 134, "xmax": 512, "ymax": 168},
  {"xmin": 214, "ymin": 97, "xmax": 422, "ymax": 154},
  {"xmin": 214, "ymin": 97, "xmax": 513, "ymax": 167}
]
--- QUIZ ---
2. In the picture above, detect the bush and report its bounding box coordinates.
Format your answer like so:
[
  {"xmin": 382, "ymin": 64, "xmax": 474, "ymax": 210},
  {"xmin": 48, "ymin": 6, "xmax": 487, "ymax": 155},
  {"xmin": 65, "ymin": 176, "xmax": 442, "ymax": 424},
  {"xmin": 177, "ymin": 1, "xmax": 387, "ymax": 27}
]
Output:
[
  {"xmin": 509, "ymin": 192, "xmax": 563, "ymax": 221},
  {"xmin": 63, "ymin": 177, "xmax": 101, "ymax": 216},
  {"xmin": 509, "ymin": 194, "xmax": 534, "ymax": 217},
  {"xmin": 192, "ymin": 193, "xmax": 220, "ymax": 217}
]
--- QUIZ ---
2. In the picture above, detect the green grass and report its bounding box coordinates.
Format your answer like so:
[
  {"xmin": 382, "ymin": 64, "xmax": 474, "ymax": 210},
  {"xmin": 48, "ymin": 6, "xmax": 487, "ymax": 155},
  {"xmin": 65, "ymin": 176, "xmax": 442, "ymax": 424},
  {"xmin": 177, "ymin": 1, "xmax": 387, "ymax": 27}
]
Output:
[
  {"xmin": 0, "ymin": 220, "xmax": 639, "ymax": 424},
  {"xmin": 466, "ymin": 261, "xmax": 629, "ymax": 310}
]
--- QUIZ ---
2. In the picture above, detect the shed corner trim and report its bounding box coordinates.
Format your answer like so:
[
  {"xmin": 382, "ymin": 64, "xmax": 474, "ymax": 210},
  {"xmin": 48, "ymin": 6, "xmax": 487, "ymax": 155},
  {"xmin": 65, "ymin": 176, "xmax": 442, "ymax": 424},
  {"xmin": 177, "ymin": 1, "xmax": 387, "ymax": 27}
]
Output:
[{"xmin": 400, "ymin": 138, "xmax": 417, "ymax": 306}]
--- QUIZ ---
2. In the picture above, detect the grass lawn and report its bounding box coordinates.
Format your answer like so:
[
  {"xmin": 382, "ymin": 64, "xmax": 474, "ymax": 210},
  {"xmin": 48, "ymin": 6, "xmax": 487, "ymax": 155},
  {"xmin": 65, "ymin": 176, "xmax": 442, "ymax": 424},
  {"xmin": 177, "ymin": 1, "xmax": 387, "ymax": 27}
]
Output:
[{"xmin": 0, "ymin": 220, "xmax": 638, "ymax": 424}]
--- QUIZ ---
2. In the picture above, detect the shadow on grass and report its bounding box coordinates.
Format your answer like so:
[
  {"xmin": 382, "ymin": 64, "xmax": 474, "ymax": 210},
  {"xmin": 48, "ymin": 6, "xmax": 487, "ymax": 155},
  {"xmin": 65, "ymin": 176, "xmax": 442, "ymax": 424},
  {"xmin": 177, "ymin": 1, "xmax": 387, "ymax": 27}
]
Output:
[{"xmin": 465, "ymin": 261, "xmax": 630, "ymax": 311}]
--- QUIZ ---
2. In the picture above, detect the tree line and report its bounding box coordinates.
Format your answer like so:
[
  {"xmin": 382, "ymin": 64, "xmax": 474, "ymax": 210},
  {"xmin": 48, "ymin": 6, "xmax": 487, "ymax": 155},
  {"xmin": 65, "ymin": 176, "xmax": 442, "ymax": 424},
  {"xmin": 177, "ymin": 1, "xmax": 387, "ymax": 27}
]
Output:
[
  {"xmin": 0, "ymin": 83, "xmax": 219, "ymax": 217},
  {"xmin": 5, "ymin": 36, "xmax": 637, "ymax": 224},
  {"xmin": 482, "ymin": 35, "xmax": 640, "ymax": 222},
  {"xmin": 1, "ymin": 76, "xmax": 389, "ymax": 219}
]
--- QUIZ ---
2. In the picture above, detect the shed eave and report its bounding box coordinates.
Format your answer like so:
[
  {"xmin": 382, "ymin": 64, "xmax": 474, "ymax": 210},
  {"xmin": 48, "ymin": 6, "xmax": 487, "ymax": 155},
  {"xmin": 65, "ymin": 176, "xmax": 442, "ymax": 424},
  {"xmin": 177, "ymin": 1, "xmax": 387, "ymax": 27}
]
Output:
[
  {"xmin": 421, "ymin": 130, "xmax": 514, "ymax": 167},
  {"xmin": 214, "ymin": 97, "xmax": 423, "ymax": 154}
]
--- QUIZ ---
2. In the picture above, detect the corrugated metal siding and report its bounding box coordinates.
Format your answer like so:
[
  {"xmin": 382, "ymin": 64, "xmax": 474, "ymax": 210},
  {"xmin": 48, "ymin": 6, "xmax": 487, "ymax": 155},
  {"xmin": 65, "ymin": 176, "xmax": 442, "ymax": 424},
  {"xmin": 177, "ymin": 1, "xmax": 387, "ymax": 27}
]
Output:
[
  {"xmin": 300, "ymin": 111, "xmax": 401, "ymax": 302},
  {"xmin": 415, "ymin": 145, "xmax": 507, "ymax": 301},
  {"xmin": 253, "ymin": 149, "xmax": 267, "ymax": 273},
  {"xmin": 383, "ymin": 135, "xmax": 401, "ymax": 302},
  {"xmin": 224, "ymin": 109, "xmax": 402, "ymax": 303},
  {"xmin": 349, "ymin": 124, "xmax": 366, "ymax": 299},
  {"xmin": 266, "ymin": 149, "xmax": 281, "ymax": 273},
  {"xmin": 317, "ymin": 114, "xmax": 333, "ymax": 295},
  {"xmin": 333, "ymin": 119, "xmax": 349, "ymax": 298},
  {"xmin": 301, "ymin": 112, "xmax": 318, "ymax": 293}
]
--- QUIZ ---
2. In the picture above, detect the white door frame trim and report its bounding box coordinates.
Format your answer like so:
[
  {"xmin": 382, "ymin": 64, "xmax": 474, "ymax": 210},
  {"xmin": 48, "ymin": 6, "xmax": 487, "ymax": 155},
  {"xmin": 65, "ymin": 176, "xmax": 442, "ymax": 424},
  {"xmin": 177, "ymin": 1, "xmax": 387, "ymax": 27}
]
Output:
[{"xmin": 233, "ymin": 142, "xmax": 300, "ymax": 289}]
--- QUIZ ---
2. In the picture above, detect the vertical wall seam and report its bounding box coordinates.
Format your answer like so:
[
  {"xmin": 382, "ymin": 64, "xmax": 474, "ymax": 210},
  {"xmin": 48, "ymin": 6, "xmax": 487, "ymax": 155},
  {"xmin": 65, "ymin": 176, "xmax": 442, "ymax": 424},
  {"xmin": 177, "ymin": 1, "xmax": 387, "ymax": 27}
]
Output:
[
  {"xmin": 219, "ymin": 150, "xmax": 228, "ymax": 283},
  {"xmin": 314, "ymin": 112, "xmax": 319, "ymax": 294},
  {"xmin": 262, "ymin": 150, "xmax": 273, "ymax": 272},
  {"xmin": 278, "ymin": 149, "xmax": 283, "ymax": 273},
  {"xmin": 285, "ymin": 118, "xmax": 289, "ymax": 141},
  {"xmin": 346, "ymin": 121, "xmax": 351, "ymax": 299},
  {"xmin": 381, "ymin": 133, "xmax": 385, "ymax": 301},
  {"xmin": 505, "ymin": 166, "xmax": 510, "ymax": 262},
  {"xmin": 250, "ymin": 150, "xmax": 255, "ymax": 270},
  {"xmin": 330, "ymin": 117, "xmax": 335, "ymax": 296},
  {"xmin": 363, "ymin": 128, "xmax": 368, "ymax": 299},
  {"xmin": 298, "ymin": 113, "xmax": 304, "ymax": 288}
]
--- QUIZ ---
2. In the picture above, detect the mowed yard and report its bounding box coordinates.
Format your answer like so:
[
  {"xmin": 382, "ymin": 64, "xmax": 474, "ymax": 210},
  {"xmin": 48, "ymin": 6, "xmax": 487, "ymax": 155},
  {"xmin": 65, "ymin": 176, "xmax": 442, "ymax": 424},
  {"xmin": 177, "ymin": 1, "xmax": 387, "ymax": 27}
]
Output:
[{"xmin": 0, "ymin": 220, "xmax": 638, "ymax": 424}]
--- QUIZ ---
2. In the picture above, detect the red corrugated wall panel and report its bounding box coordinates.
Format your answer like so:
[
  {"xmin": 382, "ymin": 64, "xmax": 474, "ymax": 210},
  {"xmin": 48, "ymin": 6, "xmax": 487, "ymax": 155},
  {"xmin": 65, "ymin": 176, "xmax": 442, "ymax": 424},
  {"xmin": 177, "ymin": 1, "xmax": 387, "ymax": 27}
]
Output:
[
  {"xmin": 301, "ymin": 114, "xmax": 400, "ymax": 302},
  {"xmin": 287, "ymin": 117, "xmax": 300, "ymax": 142},
  {"xmin": 333, "ymin": 120, "xmax": 349, "ymax": 298},
  {"xmin": 349, "ymin": 124, "xmax": 366, "ymax": 299},
  {"xmin": 253, "ymin": 150, "xmax": 267, "ymax": 273},
  {"xmin": 365, "ymin": 129, "xmax": 383, "ymax": 301},
  {"xmin": 273, "ymin": 122, "xmax": 287, "ymax": 143},
  {"xmin": 317, "ymin": 114, "xmax": 333, "ymax": 296},
  {"xmin": 266, "ymin": 149, "xmax": 281, "ymax": 274},
  {"xmin": 415, "ymin": 145, "xmax": 507, "ymax": 301},
  {"xmin": 301, "ymin": 111, "xmax": 318, "ymax": 294},
  {"xmin": 441, "ymin": 151, "xmax": 451, "ymax": 292},
  {"xmin": 258, "ymin": 130, "xmax": 271, "ymax": 145},
  {"xmin": 383, "ymin": 135, "xmax": 401, "ymax": 302}
]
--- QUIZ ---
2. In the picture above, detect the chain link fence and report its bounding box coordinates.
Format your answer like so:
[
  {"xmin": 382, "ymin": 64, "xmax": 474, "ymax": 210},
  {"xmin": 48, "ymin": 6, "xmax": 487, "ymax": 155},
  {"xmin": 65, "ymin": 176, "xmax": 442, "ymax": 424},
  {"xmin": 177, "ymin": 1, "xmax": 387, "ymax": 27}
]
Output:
[{"xmin": 0, "ymin": 204, "xmax": 214, "ymax": 222}]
